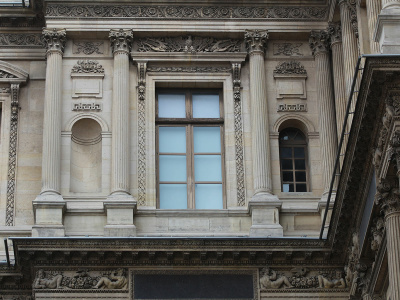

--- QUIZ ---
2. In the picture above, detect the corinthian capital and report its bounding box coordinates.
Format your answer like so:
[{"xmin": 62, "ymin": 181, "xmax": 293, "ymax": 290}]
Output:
[
  {"xmin": 328, "ymin": 22, "xmax": 342, "ymax": 45},
  {"xmin": 245, "ymin": 29, "xmax": 268, "ymax": 54},
  {"xmin": 309, "ymin": 30, "xmax": 330, "ymax": 56},
  {"xmin": 42, "ymin": 28, "xmax": 66, "ymax": 54},
  {"xmin": 109, "ymin": 29, "xmax": 134, "ymax": 54},
  {"xmin": 375, "ymin": 178, "xmax": 400, "ymax": 216}
]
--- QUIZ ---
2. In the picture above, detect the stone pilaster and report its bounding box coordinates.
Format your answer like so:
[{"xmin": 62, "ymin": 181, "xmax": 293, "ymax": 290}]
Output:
[
  {"xmin": 245, "ymin": 29, "xmax": 282, "ymax": 237},
  {"xmin": 339, "ymin": 0, "xmax": 360, "ymax": 100},
  {"xmin": 366, "ymin": 0, "xmax": 382, "ymax": 53},
  {"xmin": 329, "ymin": 23, "xmax": 347, "ymax": 144},
  {"xmin": 104, "ymin": 29, "xmax": 136, "ymax": 237},
  {"xmin": 32, "ymin": 28, "xmax": 66, "ymax": 237},
  {"xmin": 375, "ymin": 0, "xmax": 400, "ymax": 53},
  {"xmin": 309, "ymin": 30, "xmax": 338, "ymax": 197},
  {"xmin": 375, "ymin": 178, "xmax": 400, "ymax": 300}
]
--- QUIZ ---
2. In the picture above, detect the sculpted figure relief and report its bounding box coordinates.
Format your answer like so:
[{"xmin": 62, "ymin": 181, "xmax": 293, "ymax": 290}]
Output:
[
  {"xmin": 260, "ymin": 267, "xmax": 293, "ymax": 289},
  {"xmin": 33, "ymin": 269, "xmax": 63, "ymax": 289},
  {"xmin": 93, "ymin": 268, "xmax": 128, "ymax": 290},
  {"xmin": 318, "ymin": 271, "xmax": 346, "ymax": 289}
]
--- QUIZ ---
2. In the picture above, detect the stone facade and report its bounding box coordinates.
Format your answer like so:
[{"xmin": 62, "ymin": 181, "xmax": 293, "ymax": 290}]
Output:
[{"xmin": 0, "ymin": 0, "xmax": 399, "ymax": 299}]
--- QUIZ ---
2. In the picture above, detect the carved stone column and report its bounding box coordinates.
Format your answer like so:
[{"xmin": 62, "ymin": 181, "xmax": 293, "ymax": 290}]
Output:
[
  {"xmin": 375, "ymin": 0, "xmax": 400, "ymax": 53},
  {"xmin": 375, "ymin": 178, "xmax": 400, "ymax": 300},
  {"xmin": 104, "ymin": 29, "xmax": 136, "ymax": 237},
  {"xmin": 339, "ymin": 0, "xmax": 360, "ymax": 100},
  {"xmin": 245, "ymin": 30, "xmax": 282, "ymax": 237},
  {"xmin": 329, "ymin": 23, "xmax": 347, "ymax": 144},
  {"xmin": 32, "ymin": 29, "xmax": 66, "ymax": 237},
  {"xmin": 309, "ymin": 30, "xmax": 338, "ymax": 197},
  {"xmin": 366, "ymin": 0, "xmax": 382, "ymax": 53}
]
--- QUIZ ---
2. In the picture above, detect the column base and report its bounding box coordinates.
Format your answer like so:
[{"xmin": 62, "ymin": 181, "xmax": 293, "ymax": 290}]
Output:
[
  {"xmin": 375, "ymin": 9, "xmax": 400, "ymax": 54},
  {"xmin": 248, "ymin": 195, "xmax": 283, "ymax": 237},
  {"xmin": 32, "ymin": 194, "xmax": 66, "ymax": 237},
  {"xmin": 104, "ymin": 197, "xmax": 137, "ymax": 237}
]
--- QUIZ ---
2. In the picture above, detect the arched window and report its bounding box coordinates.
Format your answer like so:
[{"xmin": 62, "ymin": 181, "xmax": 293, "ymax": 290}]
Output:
[{"xmin": 279, "ymin": 128, "xmax": 308, "ymax": 192}]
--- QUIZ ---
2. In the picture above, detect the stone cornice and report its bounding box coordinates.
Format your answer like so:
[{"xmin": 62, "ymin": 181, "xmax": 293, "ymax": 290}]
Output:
[{"xmin": 45, "ymin": 4, "xmax": 329, "ymax": 21}]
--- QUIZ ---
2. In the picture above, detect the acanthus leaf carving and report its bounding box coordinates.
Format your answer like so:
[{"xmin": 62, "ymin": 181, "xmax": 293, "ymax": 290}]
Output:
[
  {"xmin": 71, "ymin": 60, "xmax": 104, "ymax": 74},
  {"xmin": 309, "ymin": 30, "xmax": 330, "ymax": 55},
  {"xmin": 109, "ymin": 29, "xmax": 133, "ymax": 54},
  {"xmin": 328, "ymin": 22, "xmax": 342, "ymax": 45},
  {"xmin": 42, "ymin": 28, "xmax": 67, "ymax": 54},
  {"xmin": 137, "ymin": 36, "xmax": 242, "ymax": 53},
  {"xmin": 245, "ymin": 29, "xmax": 268, "ymax": 54},
  {"xmin": 0, "ymin": 33, "xmax": 44, "ymax": 47},
  {"xmin": 137, "ymin": 62, "xmax": 147, "ymax": 206},
  {"xmin": 370, "ymin": 217, "xmax": 385, "ymax": 255},
  {"xmin": 73, "ymin": 41, "xmax": 104, "ymax": 55},
  {"xmin": 273, "ymin": 43, "xmax": 303, "ymax": 56},
  {"xmin": 375, "ymin": 178, "xmax": 400, "ymax": 216},
  {"xmin": 273, "ymin": 61, "xmax": 307, "ymax": 75}
]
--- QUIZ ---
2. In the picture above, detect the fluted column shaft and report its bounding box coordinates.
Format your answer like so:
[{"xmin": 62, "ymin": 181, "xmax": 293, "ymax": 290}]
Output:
[
  {"xmin": 386, "ymin": 211, "xmax": 400, "ymax": 300},
  {"xmin": 310, "ymin": 31, "xmax": 338, "ymax": 194},
  {"xmin": 109, "ymin": 29, "xmax": 133, "ymax": 195},
  {"xmin": 41, "ymin": 29, "xmax": 66, "ymax": 195},
  {"xmin": 329, "ymin": 24, "xmax": 347, "ymax": 143},
  {"xmin": 245, "ymin": 30, "xmax": 273, "ymax": 196},
  {"xmin": 367, "ymin": 0, "xmax": 382, "ymax": 53},
  {"xmin": 339, "ymin": 0, "xmax": 360, "ymax": 100}
]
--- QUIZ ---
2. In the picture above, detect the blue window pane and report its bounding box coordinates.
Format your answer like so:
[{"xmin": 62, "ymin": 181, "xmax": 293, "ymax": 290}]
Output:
[
  {"xmin": 194, "ymin": 155, "xmax": 222, "ymax": 182},
  {"xmin": 159, "ymin": 155, "xmax": 186, "ymax": 182},
  {"xmin": 160, "ymin": 184, "xmax": 187, "ymax": 209},
  {"xmin": 195, "ymin": 184, "xmax": 223, "ymax": 209},
  {"xmin": 158, "ymin": 93, "xmax": 186, "ymax": 118},
  {"xmin": 193, "ymin": 127, "xmax": 221, "ymax": 153},
  {"xmin": 192, "ymin": 94, "xmax": 220, "ymax": 118},
  {"xmin": 159, "ymin": 127, "xmax": 186, "ymax": 153}
]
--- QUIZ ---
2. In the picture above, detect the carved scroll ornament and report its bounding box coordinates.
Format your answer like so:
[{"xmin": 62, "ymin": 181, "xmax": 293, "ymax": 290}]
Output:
[
  {"xmin": 273, "ymin": 61, "xmax": 307, "ymax": 75},
  {"xmin": 71, "ymin": 60, "xmax": 104, "ymax": 74}
]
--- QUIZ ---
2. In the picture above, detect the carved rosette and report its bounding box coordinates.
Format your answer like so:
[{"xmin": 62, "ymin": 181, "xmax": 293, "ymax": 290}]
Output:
[
  {"xmin": 375, "ymin": 179, "xmax": 400, "ymax": 216},
  {"xmin": 245, "ymin": 29, "xmax": 268, "ymax": 54},
  {"xmin": 328, "ymin": 22, "xmax": 342, "ymax": 45},
  {"xmin": 309, "ymin": 30, "xmax": 330, "ymax": 56},
  {"xmin": 109, "ymin": 29, "xmax": 133, "ymax": 54},
  {"xmin": 42, "ymin": 28, "xmax": 67, "ymax": 55}
]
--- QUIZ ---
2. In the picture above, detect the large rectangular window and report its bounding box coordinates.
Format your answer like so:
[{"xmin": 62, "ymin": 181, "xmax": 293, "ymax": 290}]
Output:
[{"xmin": 156, "ymin": 89, "xmax": 224, "ymax": 209}]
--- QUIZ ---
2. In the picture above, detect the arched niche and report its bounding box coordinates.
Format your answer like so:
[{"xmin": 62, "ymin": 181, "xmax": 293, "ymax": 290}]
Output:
[{"xmin": 70, "ymin": 118, "xmax": 102, "ymax": 193}]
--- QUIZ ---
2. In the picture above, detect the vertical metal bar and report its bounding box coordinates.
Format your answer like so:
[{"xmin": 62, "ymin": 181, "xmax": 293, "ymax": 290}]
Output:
[{"xmin": 4, "ymin": 238, "xmax": 10, "ymax": 268}]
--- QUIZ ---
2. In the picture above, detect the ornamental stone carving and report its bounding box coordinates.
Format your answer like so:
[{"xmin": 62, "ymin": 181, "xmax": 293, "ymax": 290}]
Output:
[
  {"xmin": 245, "ymin": 29, "xmax": 268, "ymax": 54},
  {"xmin": 71, "ymin": 60, "xmax": 104, "ymax": 74},
  {"xmin": 93, "ymin": 268, "xmax": 127, "ymax": 289},
  {"xmin": 318, "ymin": 271, "xmax": 346, "ymax": 289},
  {"xmin": 375, "ymin": 178, "xmax": 400, "ymax": 216},
  {"xmin": 273, "ymin": 43, "xmax": 303, "ymax": 56},
  {"xmin": 328, "ymin": 22, "xmax": 342, "ymax": 45},
  {"xmin": 370, "ymin": 217, "xmax": 385, "ymax": 254},
  {"xmin": 0, "ymin": 33, "xmax": 44, "ymax": 46},
  {"xmin": 33, "ymin": 269, "xmax": 63, "ymax": 289},
  {"xmin": 109, "ymin": 29, "xmax": 133, "ymax": 54},
  {"xmin": 73, "ymin": 41, "xmax": 104, "ymax": 55},
  {"xmin": 0, "ymin": 70, "xmax": 17, "ymax": 79},
  {"xmin": 146, "ymin": 66, "xmax": 231, "ymax": 73},
  {"xmin": 309, "ymin": 30, "xmax": 330, "ymax": 55},
  {"xmin": 42, "ymin": 28, "xmax": 67, "ymax": 54},
  {"xmin": 137, "ymin": 36, "xmax": 242, "ymax": 53},
  {"xmin": 46, "ymin": 4, "xmax": 328, "ymax": 20},
  {"xmin": 273, "ymin": 61, "xmax": 307, "ymax": 75},
  {"xmin": 259, "ymin": 267, "xmax": 293, "ymax": 289}
]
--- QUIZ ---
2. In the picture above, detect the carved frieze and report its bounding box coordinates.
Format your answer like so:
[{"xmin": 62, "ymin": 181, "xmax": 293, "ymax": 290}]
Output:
[
  {"xmin": 259, "ymin": 267, "xmax": 346, "ymax": 290},
  {"xmin": 309, "ymin": 30, "xmax": 330, "ymax": 55},
  {"xmin": 0, "ymin": 33, "xmax": 44, "ymax": 47},
  {"xmin": 71, "ymin": 60, "xmax": 104, "ymax": 74},
  {"xmin": 46, "ymin": 5, "xmax": 328, "ymax": 20},
  {"xmin": 277, "ymin": 103, "xmax": 307, "ymax": 112},
  {"xmin": 146, "ymin": 66, "xmax": 231, "ymax": 73},
  {"xmin": 72, "ymin": 103, "xmax": 102, "ymax": 111},
  {"xmin": 42, "ymin": 28, "xmax": 67, "ymax": 54},
  {"xmin": 109, "ymin": 29, "xmax": 133, "ymax": 54},
  {"xmin": 73, "ymin": 41, "xmax": 104, "ymax": 55},
  {"xmin": 273, "ymin": 43, "xmax": 303, "ymax": 56},
  {"xmin": 137, "ymin": 36, "xmax": 242, "ymax": 53},
  {"xmin": 245, "ymin": 29, "xmax": 268, "ymax": 54},
  {"xmin": 33, "ymin": 269, "xmax": 128, "ymax": 290},
  {"xmin": 274, "ymin": 61, "xmax": 307, "ymax": 75}
]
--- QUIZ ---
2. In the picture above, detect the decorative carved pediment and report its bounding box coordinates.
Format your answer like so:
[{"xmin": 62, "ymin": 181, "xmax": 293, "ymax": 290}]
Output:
[{"xmin": 0, "ymin": 61, "xmax": 28, "ymax": 83}]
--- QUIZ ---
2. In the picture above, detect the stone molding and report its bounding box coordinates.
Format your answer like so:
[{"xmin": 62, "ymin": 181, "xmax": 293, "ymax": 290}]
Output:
[
  {"xmin": 245, "ymin": 29, "xmax": 268, "ymax": 54},
  {"xmin": 42, "ymin": 28, "xmax": 67, "ymax": 54},
  {"xmin": 328, "ymin": 22, "xmax": 342, "ymax": 45},
  {"xmin": 137, "ymin": 36, "xmax": 242, "ymax": 53},
  {"xmin": 137, "ymin": 62, "xmax": 147, "ymax": 206},
  {"xmin": 109, "ymin": 29, "xmax": 133, "ymax": 54},
  {"xmin": 309, "ymin": 30, "xmax": 330, "ymax": 55},
  {"xmin": 146, "ymin": 66, "xmax": 231, "ymax": 73},
  {"xmin": 0, "ymin": 33, "xmax": 44, "ymax": 47},
  {"xmin": 45, "ymin": 4, "xmax": 329, "ymax": 20},
  {"xmin": 232, "ymin": 63, "xmax": 245, "ymax": 207}
]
